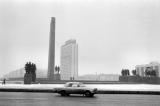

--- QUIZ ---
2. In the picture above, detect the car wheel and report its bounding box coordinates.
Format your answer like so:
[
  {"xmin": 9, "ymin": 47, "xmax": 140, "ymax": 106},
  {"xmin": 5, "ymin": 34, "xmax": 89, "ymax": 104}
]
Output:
[
  {"xmin": 60, "ymin": 91, "xmax": 66, "ymax": 96},
  {"xmin": 66, "ymin": 93, "xmax": 70, "ymax": 96},
  {"xmin": 85, "ymin": 91, "xmax": 94, "ymax": 97}
]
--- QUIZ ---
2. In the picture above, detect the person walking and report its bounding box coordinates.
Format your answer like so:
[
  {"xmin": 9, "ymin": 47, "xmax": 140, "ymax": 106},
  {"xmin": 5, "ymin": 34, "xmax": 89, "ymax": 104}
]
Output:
[{"xmin": 3, "ymin": 78, "xmax": 6, "ymax": 85}]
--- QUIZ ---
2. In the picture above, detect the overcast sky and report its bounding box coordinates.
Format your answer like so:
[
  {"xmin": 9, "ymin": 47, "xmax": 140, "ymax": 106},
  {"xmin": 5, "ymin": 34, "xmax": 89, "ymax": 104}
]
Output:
[{"xmin": 0, "ymin": 0, "xmax": 160, "ymax": 77}]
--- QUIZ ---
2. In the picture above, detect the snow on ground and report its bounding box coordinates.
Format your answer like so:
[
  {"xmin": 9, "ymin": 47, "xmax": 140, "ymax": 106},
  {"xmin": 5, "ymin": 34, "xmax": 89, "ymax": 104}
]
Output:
[
  {"xmin": 86, "ymin": 84, "xmax": 160, "ymax": 91},
  {"xmin": 0, "ymin": 84, "xmax": 160, "ymax": 91},
  {"xmin": 0, "ymin": 84, "xmax": 63, "ymax": 90}
]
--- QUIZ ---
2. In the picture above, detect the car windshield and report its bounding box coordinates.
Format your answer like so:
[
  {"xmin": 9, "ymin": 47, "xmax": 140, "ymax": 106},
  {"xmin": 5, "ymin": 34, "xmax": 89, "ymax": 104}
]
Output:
[{"xmin": 64, "ymin": 83, "xmax": 72, "ymax": 87}]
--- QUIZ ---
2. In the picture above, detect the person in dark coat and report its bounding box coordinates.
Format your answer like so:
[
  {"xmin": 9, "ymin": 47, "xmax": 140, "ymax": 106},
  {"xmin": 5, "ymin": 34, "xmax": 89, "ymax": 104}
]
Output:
[{"xmin": 2, "ymin": 78, "xmax": 6, "ymax": 85}]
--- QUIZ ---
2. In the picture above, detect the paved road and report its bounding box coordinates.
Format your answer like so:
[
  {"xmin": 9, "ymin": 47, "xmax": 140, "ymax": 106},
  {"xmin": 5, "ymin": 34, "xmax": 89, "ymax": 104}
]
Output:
[{"xmin": 0, "ymin": 92, "xmax": 160, "ymax": 106}]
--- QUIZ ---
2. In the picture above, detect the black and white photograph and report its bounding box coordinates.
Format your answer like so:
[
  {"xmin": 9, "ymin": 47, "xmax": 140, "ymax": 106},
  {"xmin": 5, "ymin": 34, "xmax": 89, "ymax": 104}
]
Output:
[{"xmin": 0, "ymin": 0, "xmax": 160, "ymax": 106}]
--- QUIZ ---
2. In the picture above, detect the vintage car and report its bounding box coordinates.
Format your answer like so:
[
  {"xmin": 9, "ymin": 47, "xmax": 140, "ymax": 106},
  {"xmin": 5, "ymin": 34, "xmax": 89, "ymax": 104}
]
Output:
[{"xmin": 54, "ymin": 82, "xmax": 98, "ymax": 97}]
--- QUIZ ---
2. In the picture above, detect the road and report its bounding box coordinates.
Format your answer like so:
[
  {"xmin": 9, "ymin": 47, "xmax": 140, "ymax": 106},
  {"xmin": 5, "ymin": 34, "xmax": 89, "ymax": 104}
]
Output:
[{"xmin": 0, "ymin": 92, "xmax": 160, "ymax": 106}]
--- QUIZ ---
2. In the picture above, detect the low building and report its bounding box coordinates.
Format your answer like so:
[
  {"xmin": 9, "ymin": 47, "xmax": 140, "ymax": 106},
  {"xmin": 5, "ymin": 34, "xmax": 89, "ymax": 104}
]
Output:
[
  {"xmin": 135, "ymin": 65, "xmax": 145, "ymax": 77},
  {"xmin": 77, "ymin": 74, "xmax": 119, "ymax": 81},
  {"xmin": 135, "ymin": 62, "xmax": 160, "ymax": 77},
  {"xmin": 98, "ymin": 74, "xmax": 119, "ymax": 81}
]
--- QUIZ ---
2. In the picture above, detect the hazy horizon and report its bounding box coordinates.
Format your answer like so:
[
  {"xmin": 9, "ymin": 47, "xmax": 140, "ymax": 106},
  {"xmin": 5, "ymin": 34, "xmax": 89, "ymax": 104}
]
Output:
[{"xmin": 1, "ymin": 0, "xmax": 160, "ymax": 77}]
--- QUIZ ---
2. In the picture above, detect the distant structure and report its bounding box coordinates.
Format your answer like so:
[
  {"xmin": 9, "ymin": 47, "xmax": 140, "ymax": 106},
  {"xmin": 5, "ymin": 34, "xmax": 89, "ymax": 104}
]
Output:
[
  {"xmin": 3, "ymin": 68, "xmax": 47, "ymax": 79},
  {"xmin": 60, "ymin": 39, "xmax": 78, "ymax": 80},
  {"xmin": 135, "ymin": 62, "xmax": 160, "ymax": 77},
  {"xmin": 3, "ymin": 68, "xmax": 25, "ymax": 79},
  {"xmin": 48, "ymin": 17, "xmax": 56, "ymax": 80},
  {"xmin": 77, "ymin": 74, "xmax": 119, "ymax": 81}
]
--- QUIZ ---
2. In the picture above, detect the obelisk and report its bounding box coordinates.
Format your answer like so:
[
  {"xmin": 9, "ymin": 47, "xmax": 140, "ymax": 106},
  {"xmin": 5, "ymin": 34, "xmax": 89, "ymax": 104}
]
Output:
[{"xmin": 47, "ymin": 17, "xmax": 55, "ymax": 80}]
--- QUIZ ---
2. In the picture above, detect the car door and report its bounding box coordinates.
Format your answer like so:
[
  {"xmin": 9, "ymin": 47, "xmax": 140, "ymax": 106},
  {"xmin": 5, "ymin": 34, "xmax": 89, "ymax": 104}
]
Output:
[
  {"xmin": 72, "ymin": 84, "xmax": 84, "ymax": 94},
  {"xmin": 65, "ymin": 83, "xmax": 73, "ymax": 94}
]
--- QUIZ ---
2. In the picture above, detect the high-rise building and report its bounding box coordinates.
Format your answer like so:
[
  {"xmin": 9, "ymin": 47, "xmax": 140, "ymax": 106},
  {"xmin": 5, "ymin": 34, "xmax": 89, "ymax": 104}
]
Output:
[
  {"xmin": 60, "ymin": 39, "xmax": 78, "ymax": 80},
  {"xmin": 47, "ymin": 17, "xmax": 55, "ymax": 80}
]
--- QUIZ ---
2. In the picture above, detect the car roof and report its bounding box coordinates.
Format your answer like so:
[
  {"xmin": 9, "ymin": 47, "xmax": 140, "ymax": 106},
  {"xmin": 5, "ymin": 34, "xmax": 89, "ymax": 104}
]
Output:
[{"xmin": 65, "ymin": 82, "xmax": 82, "ymax": 84}]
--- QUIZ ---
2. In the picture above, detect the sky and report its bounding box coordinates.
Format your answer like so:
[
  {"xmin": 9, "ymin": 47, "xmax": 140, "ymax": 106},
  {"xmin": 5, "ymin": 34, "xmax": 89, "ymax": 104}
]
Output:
[{"xmin": 0, "ymin": 0, "xmax": 160, "ymax": 77}]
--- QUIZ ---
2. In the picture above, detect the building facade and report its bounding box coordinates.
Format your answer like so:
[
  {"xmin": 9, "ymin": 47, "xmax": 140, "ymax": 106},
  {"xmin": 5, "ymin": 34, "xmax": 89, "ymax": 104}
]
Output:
[
  {"xmin": 135, "ymin": 65, "xmax": 145, "ymax": 77},
  {"xmin": 60, "ymin": 39, "xmax": 78, "ymax": 80},
  {"xmin": 135, "ymin": 62, "xmax": 160, "ymax": 77},
  {"xmin": 48, "ymin": 17, "xmax": 55, "ymax": 80}
]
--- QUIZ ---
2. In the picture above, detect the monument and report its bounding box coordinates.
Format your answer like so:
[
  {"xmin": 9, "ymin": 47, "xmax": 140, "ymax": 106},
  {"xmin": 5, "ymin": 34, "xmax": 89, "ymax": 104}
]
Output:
[{"xmin": 47, "ymin": 17, "xmax": 55, "ymax": 80}]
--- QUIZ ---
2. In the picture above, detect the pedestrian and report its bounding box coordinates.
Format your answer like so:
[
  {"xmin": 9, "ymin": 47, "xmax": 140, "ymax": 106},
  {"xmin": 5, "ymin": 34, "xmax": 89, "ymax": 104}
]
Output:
[{"xmin": 3, "ymin": 78, "xmax": 6, "ymax": 85}]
